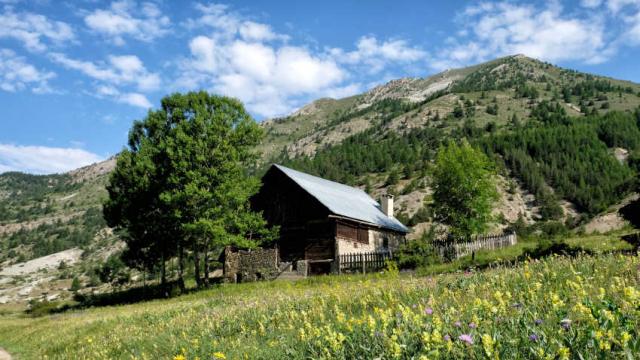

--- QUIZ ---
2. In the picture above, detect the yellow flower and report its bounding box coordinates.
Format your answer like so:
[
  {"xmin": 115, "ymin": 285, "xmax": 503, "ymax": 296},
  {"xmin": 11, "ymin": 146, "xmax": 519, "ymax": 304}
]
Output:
[
  {"xmin": 213, "ymin": 352, "xmax": 226, "ymax": 359},
  {"xmin": 557, "ymin": 347, "xmax": 570, "ymax": 360},
  {"xmin": 173, "ymin": 355, "xmax": 186, "ymax": 360},
  {"xmin": 481, "ymin": 334, "xmax": 494, "ymax": 357},
  {"xmin": 551, "ymin": 293, "xmax": 565, "ymax": 309},
  {"xmin": 621, "ymin": 332, "xmax": 632, "ymax": 345}
]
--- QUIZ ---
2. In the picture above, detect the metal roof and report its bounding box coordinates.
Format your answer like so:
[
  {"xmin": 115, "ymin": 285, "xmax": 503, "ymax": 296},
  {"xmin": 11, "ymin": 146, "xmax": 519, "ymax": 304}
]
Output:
[{"xmin": 273, "ymin": 164, "xmax": 409, "ymax": 233}]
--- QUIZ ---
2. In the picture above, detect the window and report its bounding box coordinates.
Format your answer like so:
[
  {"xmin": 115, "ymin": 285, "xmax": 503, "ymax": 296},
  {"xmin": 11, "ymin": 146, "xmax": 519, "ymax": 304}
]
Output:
[{"xmin": 357, "ymin": 227, "xmax": 369, "ymax": 244}]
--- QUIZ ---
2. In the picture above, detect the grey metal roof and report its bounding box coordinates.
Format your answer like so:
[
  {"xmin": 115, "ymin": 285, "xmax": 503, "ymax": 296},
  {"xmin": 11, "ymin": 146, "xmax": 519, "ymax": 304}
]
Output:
[{"xmin": 273, "ymin": 164, "xmax": 409, "ymax": 233}]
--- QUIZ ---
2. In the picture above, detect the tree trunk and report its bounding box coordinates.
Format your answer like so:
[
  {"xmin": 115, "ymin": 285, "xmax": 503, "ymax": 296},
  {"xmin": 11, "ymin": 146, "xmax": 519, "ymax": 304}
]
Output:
[
  {"xmin": 193, "ymin": 240, "xmax": 202, "ymax": 288},
  {"xmin": 177, "ymin": 243, "xmax": 185, "ymax": 292},
  {"xmin": 160, "ymin": 252, "xmax": 166, "ymax": 285},
  {"xmin": 203, "ymin": 241, "xmax": 210, "ymax": 286}
]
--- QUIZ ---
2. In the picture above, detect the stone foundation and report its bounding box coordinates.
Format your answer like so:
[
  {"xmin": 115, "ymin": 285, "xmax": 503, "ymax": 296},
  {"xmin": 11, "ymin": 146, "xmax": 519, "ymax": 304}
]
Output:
[{"xmin": 223, "ymin": 247, "xmax": 279, "ymax": 283}]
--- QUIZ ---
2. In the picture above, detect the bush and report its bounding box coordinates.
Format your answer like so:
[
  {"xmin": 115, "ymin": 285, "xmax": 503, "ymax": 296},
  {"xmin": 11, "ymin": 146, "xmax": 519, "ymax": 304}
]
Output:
[
  {"xmin": 70, "ymin": 277, "xmax": 81, "ymax": 292},
  {"xmin": 395, "ymin": 227, "xmax": 441, "ymax": 269}
]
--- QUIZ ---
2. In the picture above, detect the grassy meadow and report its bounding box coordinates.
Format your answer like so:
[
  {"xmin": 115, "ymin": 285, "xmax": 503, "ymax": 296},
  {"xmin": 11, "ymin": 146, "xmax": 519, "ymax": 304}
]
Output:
[{"xmin": 0, "ymin": 249, "xmax": 639, "ymax": 359}]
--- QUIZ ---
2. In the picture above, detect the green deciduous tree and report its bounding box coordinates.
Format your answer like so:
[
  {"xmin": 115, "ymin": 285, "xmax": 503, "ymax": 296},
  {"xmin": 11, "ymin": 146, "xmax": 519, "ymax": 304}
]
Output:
[
  {"xmin": 104, "ymin": 91, "xmax": 277, "ymax": 288},
  {"xmin": 432, "ymin": 139, "xmax": 499, "ymax": 240}
]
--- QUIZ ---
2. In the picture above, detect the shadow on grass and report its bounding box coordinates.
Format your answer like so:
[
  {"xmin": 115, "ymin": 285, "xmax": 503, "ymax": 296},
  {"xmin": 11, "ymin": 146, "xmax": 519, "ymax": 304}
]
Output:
[{"xmin": 27, "ymin": 278, "xmax": 225, "ymax": 317}]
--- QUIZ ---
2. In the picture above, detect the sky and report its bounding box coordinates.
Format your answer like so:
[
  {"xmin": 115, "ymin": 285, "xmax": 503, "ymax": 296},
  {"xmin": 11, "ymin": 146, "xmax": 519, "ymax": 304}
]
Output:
[{"xmin": 2, "ymin": 0, "xmax": 640, "ymax": 174}]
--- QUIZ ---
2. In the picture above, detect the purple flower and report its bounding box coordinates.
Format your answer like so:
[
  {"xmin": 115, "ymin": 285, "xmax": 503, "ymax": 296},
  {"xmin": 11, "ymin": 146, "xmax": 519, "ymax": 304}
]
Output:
[
  {"xmin": 468, "ymin": 322, "xmax": 477, "ymax": 329},
  {"xmin": 425, "ymin": 307, "xmax": 433, "ymax": 315},
  {"xmin": 529, "ymin": 334, "xmax": 539, "ymax": 342},
  {"xmin": 412, "ymin": 304, "xmax": 418, "ymax": 309},
  {"xmin": 454, "ymin": 321, "xmax": 462, "ymax": 328},
  {"xmin": 458, "ymin": 334, "xmax": 474, "ymax": 345},
  {"xmin": 560, "ymin": 318, "xmax": 572, "ymax": 331},
  {"xmin": 534, "ymin": 319, "xmax": 543, "ymax": 325},
  {"xmin": 443, "ymin": 334, "xmax": 451, "ymax": 342}
]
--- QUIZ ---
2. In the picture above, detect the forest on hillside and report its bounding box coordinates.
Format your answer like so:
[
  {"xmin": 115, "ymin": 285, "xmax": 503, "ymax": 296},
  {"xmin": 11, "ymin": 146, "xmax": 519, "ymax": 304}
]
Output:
[{"xmin": 280, "ymin": 104, "xmax": 640, "ymax": 224}]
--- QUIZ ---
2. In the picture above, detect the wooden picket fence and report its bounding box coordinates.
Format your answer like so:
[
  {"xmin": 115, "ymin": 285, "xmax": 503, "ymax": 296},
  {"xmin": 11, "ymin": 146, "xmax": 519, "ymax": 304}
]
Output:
[
  {"xmin": 432, "ymin": 232, "xmax": 517, "ymax": 261},
  {"xmin": 337, "ymin": 251, "xmax": 392, "ymax": 274}
]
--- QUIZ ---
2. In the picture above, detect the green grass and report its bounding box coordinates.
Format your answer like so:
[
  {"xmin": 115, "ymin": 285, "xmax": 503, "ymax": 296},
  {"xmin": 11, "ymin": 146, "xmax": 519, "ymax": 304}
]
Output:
[
  {"xmin": 416, "ymin": 231, "xmax": 635, "ymax": 276},
  {"xmin": 0, "ymin": 250, "xmax": 638, "ymax": 359},
  {"xmin": 564, "ymin": 231, "xmax": 635, "ymax": 252}
]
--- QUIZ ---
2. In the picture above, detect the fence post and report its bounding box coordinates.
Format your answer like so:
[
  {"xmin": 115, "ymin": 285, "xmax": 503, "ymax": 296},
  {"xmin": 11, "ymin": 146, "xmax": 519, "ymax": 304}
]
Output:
[{"xmin": 362, "ymin": 253, "xmax": 366, "ymax": 274}]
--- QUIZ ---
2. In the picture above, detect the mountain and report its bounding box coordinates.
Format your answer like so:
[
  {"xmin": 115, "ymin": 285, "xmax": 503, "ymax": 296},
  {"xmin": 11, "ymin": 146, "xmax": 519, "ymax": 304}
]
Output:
[{"xmin": 1, "ymin": 54, "xmax": 639, "ymax": 305}]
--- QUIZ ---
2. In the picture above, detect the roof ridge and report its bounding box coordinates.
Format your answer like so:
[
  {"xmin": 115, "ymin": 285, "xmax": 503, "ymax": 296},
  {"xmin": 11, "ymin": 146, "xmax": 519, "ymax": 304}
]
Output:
[{"xmin": 272, "ymin": 164, "xmax": 408, "ymax": 233}]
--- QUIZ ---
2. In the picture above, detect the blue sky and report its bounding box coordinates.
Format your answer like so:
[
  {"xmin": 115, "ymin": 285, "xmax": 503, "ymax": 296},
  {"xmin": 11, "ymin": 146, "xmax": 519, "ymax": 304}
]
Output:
[{"xmin": 2, "ymin": 0, "xmax": 640, "ymax": 174}]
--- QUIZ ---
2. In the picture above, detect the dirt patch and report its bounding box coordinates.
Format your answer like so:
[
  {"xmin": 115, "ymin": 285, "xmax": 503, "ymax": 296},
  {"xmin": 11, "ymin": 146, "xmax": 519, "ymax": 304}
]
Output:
[
  {"xmin": 584, "ymin": 193, "xmax": 638, "ymax": 234},
  {"xmin": 0, "ymin": 248, "xmax": 83, "ymax": 276},
  {"xmin": 614, "ymin": 147, "xmax": 629, "ymax": 162},
  {"xmin": 493, "ymin": 176, "xmax": 537, "ymax": 224},
  {"xmin": 0, "ymin": 347, "xmax": 12, "ymax": 360}
]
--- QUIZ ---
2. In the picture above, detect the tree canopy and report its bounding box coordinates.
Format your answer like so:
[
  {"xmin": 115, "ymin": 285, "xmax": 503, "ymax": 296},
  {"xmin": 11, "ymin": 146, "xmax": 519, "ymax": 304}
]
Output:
[
  {"xmin": 104, "ymin": 91, "xmax": 276, "ymax": 287},
  {"xmin": 431, "ymin": 139, "xmax": 499, "ymax": 240}
]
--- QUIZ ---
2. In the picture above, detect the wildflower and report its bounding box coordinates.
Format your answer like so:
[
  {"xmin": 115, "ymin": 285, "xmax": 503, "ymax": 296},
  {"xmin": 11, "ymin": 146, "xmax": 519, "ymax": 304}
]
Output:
[
  {"xmin": 458, "ymin": 334, "xmax": 473, "ymax": 345},
  {"xmin": 425, "ymin": 307, "xmax": 433, "ymax": 315},
  {"xmin": 551, "ymin": 293, "xmax": 565, "ymax": 309},
  {"xmin": 173, "ymin": 356, "xmax": 186, "ymax": 360},
  {"xmin": 213, "ymin": 352, "xmax": 226, "ymax": 359},
  {"xmin": 534, "ymin": 319, "xmax": 543, "ymax": 325},
  {"xmin": 468, "ymin": 322, "xmax": 477, "ymax": 329},
  {"xmin": 557, "ymin": 347, "xmax": 570, "ymax": 360},
  {"xmin": 621, "ymin": 331, "xmax": 632, "ymax": 345},
  {"xmin": 454, "ymin": 321, "xmax": 462, "ymax": 328},
  {"xmin": 481, "ymin": 334, "xmax": 494, "ymax": 357},
  {"xmin": 443, "ymin": 334, "xmax": 451, "ymax": 342},
  {"xmin": 529, "ymin": 334, "xmax": 539, "ymax": 342},
  {"xmin": 560, "ymin": 318, "xmax": 571, "ymax": 331}
]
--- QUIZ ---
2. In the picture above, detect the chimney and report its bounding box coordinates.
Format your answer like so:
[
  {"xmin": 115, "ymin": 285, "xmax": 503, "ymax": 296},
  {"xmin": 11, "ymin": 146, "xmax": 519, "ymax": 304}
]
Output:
[{"xmin": 381, "ymin": 194, "xmax": 394, "ymax": 218}]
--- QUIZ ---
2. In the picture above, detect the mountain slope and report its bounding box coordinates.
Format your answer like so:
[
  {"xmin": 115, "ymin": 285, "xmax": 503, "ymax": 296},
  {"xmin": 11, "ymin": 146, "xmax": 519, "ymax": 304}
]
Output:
[
  {"xmin": 261, "ymin": 55, "xmax": 640, "ymax": 160},
  {"xmin": 1, "ymin": 55, "xmax": 639, "ymax": 305}
]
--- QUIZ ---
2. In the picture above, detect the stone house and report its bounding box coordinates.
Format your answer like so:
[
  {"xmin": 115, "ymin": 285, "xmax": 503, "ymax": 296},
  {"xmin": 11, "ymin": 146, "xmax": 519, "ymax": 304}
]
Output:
[{"xmin": 248, "ymin": 164, "xmax": 409, "ymax": 275}]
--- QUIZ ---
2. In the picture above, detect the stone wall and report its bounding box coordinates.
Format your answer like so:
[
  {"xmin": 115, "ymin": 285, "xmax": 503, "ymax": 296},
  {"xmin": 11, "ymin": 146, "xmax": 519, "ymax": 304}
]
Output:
[
  {"xmin": 223, "ymin": 247, "xmax": 279, "ymax": 283},
  {"xmin": 336, "ymin": 229, "xmax": 405, "ymax": 256}
]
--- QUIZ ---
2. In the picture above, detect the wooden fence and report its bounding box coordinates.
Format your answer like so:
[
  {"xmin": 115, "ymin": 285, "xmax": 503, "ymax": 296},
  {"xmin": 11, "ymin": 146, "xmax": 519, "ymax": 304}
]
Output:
[
  {"xmin": 337, "ymin": 251, "xmax": 392, "ymax": 274},
  {"xmin": 432, "ymin": 232, "xmax": 517, "ymax": 261}
]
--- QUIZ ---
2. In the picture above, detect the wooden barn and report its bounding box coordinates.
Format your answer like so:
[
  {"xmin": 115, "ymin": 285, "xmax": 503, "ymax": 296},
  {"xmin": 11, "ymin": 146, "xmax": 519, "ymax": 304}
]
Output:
[{"xmin": 251, "ymin": 164, "xmax": 409, "ymax": 274}]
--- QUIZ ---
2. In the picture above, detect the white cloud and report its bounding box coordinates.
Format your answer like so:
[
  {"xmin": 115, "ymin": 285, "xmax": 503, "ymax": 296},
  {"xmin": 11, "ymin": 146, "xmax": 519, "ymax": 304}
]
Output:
[
  {"xmin": 0, "ymin": 49, "xmax": 55, "ymax": 93},
  {"xmin": 607, "ymin": 0, "xmax": 640, "ymax": 13},
  {"xmin": 0, "ymin": 143, "xmax": 103, "ymax": 174},
  {"xmin": 84, "ymin": 0, "xmax": 170, "ymax": 45},
  {"xmin": 94, "ymin": 84, "xmax": 151, "ymax": 108},
  {"xmin": 431, "ymin": 2, "xmax": 611, "ymax": 70},
  {"xmin": 0, "ymin": 8, "xmax": 75, "ymax": 52},
  {"xmin": 49, "ymin": 52, "xmax": 160, "ymax": 91},
  {"xmin": 118, "ymin": 92, "xmax": 151, "ymax": 108},
  {"xmin": 330, "ymin": 36, "xmax": 426, "ymax": 74},
  {"xmin": 178, "ymin": 5, "xmax": 425, "ymax": 118},
  {"xmin": 180, "ymin": 37, "xmax": 346, "ymax": 117},
  {"xmin": 239, "ymin": 21, "xmax": 281, "ymax": 41}
]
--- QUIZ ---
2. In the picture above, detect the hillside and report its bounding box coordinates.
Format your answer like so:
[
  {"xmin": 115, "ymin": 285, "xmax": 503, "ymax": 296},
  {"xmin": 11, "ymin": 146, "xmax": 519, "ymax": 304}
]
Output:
[
  {"xmin": 268, "ymin": 55, "xmax": 640, "ymax": 234},
  {"xmin": 1, "ymin": 54, "xmax": 640, "ymax": 305},
  {"xmin": 0, "ymin": 254, "xmax": 637, "ymax": 359},
  {"xmin": 0, "ymin": 158, "xmax": 121, "ymax": 305}
]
